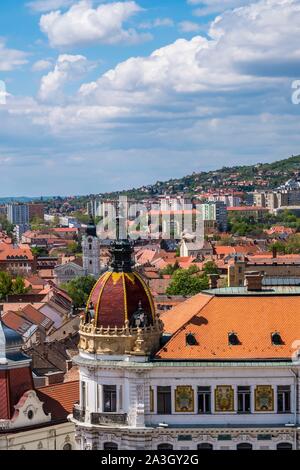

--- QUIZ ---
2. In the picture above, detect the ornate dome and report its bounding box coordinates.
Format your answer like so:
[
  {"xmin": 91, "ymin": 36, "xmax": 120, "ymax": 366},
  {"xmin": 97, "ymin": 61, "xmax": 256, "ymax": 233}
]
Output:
[
  {"xmin": 87, "ymin": 271, "xmax": 155, "ymax": 328},
  {"xmin": 85, "ymin": 240, "xmax": 155, "ymax": 328},
  {"xmin": 79, "ymin": 238, "xmax": 163, "ymax": 357}
]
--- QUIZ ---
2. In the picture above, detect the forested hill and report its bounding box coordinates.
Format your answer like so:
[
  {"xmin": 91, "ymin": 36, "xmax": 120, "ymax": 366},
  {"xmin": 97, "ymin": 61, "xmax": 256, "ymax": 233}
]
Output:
[{"xmin": 101, "ymin": 154, "xmax": 300, "ymax": 199}]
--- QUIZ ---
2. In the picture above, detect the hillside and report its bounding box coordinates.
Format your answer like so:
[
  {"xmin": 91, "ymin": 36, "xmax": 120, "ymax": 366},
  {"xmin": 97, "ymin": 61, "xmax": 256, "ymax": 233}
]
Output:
[{"xmin": 101, "ymin": 154, "xmax": 300, "ymax": 199}]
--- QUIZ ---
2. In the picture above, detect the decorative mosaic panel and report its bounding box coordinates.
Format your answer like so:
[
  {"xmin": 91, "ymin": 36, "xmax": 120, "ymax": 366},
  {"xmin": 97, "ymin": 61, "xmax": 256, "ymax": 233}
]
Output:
[
  {"xmin": 255, "ymin": 385, "xmax": 274, "ymax": 412},
  {"xmin": 175, "ymin": 386, "xmax": 194, "ymax": 412},
  {"xmin": 215, "ymin": 385, "xmax": 234, "ymax": 412}
]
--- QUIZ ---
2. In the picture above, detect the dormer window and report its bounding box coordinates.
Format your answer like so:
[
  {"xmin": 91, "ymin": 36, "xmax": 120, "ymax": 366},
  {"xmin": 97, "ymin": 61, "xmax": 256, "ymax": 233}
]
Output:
[
  {"xmin": 271, "ymin": 332, "xmax": 283, "ymax": 345},
  {"xmin": 186, "ymin": 333, "xmax": 198, "ymax": 346},
  {"xmin": 228, "ymin": 332, "xmax": 240, "ymax": 346}
]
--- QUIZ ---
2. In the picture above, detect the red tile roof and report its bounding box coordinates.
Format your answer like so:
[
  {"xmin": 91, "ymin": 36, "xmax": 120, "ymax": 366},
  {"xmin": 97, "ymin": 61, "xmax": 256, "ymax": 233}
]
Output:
[
  {"xmin": 0, "ymin": 244, "xmax": 34, "ymax": 261},
  {"xmin": 53, "ymin": 228, "xmax": 78, "ymax": 233},
  {"xmin": 37, "ymin": 381, "xmax": 79, "ymax": 422},
  {"xmin": 0, "ymin": 368, "xmax": 34, "ymax": 420},
  {"xmin": 22, "ymin": 304, "xmax": 54, "ymax": 330},
  {"xmin": 157, "ymin": 291, "xmax": 300, "ymax": 361},
  {"xmin": 2, "ymin": 311, "xmax": 34, "ymax": 334},
  {"xmin": 227, "ymin": 206, "xmax": 268, "ymax": 211}
]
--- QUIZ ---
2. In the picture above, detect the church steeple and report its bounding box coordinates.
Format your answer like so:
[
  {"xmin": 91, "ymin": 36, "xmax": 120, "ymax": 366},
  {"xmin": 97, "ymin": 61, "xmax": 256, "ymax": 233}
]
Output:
[
  {"xmin": 86, "ymin": 215, "xmax": 97, "ymax": 237},
  {"xmin": 82, "ymin": 215, "xmax": 100, "ymax": 278},
  {"xmin": 109, "ymin": 239, "xmax": 133, "ymax": 273}
]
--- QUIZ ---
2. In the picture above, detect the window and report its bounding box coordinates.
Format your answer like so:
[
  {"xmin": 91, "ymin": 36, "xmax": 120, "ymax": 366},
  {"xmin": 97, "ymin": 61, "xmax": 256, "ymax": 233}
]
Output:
[
  {"xmin": 238, "ymin": 386, "xmax": 251, "ymax": 414},
  {"xmin": 272, "ymin": 332, "xmax": 283, "ymax": 345},
  {"xmin": 103, "ymin": 385, "xmax": 117, "ymax": 412},
  {"xmin": 157, "ymin": 386, "xmax": 172, "ymax": 414},
  {"xmin": 81, "ymin": 381, "xmax": 86, "ymax": 409},
  {"xmin": 104, "ymin": 442, "xmax": 118, "ymax": 450},
  {"xmin": 197, "ymin": 443, "xmax": 213, "ymax": 451},
  {"xmin": 237, "ymin": 443, "xmax": 253, "ymax": 450},
  {"xmin": 198, "ymin": 387, "xmax": 211, "ymax": 414},
  {"xmin": 186, "ymin": 333, "xmax": 198, "ymax": 346},
  {"xmin": 63, "ymin": 443, "xmax": 72, "ymax": 451},
  {"xmin": 89, "ymin": 244, "xmax": 92, "ymax": 250},
  {"xmin": 96, "ymin": 385, "xmax": 101, "ymax": 410},
  {"xmin": 277, "ymin": 443, "xmax": 292, "ymax": 450},
  {"xmin": 277, "ymin": 386, "xmax": 291, "ymax": 413},
  {"xmin": 228, "ymin": 332, "xmax": 240, "ymax": 346},
  {"xmin": 157, "ymin": 444, "xmax": 173, "ymax": 450}
]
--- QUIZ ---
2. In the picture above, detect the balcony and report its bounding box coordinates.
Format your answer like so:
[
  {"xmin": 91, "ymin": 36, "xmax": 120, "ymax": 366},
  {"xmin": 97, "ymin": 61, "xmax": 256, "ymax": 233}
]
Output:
[
  {"xmin": 90, "ymin": 413, "xmax": 128, "ymax": 426},
  {"xmin": 72, "ymin": 405, "xmax": 86, "ymax": 422}
]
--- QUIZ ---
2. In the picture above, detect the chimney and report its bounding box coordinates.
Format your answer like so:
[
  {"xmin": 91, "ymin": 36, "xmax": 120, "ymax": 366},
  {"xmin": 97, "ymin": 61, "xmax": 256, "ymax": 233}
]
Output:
[
  {"xmin": 272, "ymin": 246, "xmax": 277, "ymax": 259},
  {"xmin": 245, "ymin": 271, "xmax": 263, "ymax": 291},
  {"xmin": 209, "ymin": 274, "xmax": 219, "ymax": 289}
]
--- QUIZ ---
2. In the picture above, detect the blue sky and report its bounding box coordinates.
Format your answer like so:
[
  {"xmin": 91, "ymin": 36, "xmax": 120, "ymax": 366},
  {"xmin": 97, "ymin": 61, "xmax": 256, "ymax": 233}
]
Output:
[{"xmin": 0, "ymin": 0, "xmax": 300, "ymax": 196}]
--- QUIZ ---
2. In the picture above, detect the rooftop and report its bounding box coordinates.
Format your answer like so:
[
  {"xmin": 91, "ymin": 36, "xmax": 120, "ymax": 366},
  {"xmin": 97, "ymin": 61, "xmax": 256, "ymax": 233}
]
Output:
[
  {"xmin": 37, "ymin": 380, "xmax": 79, "ymax": 422},
  {"xmin": 157, "ymin": 286, "xmax": 300, "ymax": 361}
]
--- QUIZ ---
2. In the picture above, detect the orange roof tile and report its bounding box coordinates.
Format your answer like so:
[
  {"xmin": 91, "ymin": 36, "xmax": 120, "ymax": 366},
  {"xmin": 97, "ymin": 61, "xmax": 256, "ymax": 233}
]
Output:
[
  {"xmin": 37, "ymin": 381, "xmax": 79, "ymax": 422},
  {"xmin": 160, "ymin": 293, "xmax": 213, "ymax": 335},
  {"xmin": 157, "ymin": 290, "xmax": 300, "ymax": 361},
  {"xmin": 0, "ymin": 243, "xmax": 34, "ymax": 261},
  {"xmin": 227, "ymin": 206, "xmax": 268, "ymax": 211}
]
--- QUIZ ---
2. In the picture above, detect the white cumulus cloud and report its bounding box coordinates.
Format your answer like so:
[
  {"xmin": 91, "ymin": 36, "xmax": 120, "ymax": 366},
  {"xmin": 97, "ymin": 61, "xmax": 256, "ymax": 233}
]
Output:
[
  {"xmin": 38, "ymin": 54, "xmax": 91, "ymax": 102},
  {"xmin": 39, "ymin": 0, "xmax": 150, "ymax": 48},
  {"xmin": 27, "ymin": 0, "xmax": 74, "ymax": 13}
]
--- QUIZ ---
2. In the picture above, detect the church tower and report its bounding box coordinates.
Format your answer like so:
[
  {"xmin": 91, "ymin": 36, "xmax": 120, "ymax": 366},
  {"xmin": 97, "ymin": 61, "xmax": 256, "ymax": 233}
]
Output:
[
  {"xmin": 71, "ymin": 237, "xmax": 163, "ymax": 450},
  {"xmin": 82, "ymin": 217, "xmax": 100, "ymax": 278}
]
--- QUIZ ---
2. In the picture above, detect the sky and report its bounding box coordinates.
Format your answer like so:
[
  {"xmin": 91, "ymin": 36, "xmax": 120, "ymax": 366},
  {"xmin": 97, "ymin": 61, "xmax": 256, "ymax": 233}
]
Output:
[{"xmin": 1, "ymin": 0, "xmax": 300, "ymax": 196}]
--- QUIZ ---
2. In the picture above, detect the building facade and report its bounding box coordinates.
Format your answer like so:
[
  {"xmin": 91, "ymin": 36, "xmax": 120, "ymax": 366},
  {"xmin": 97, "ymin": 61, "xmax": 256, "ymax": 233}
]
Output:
[
  {"xmin": 28, "ymin": 204, "xmax": 45, "ymax": 222},
  {"xmin": 82, "ymin": 218, "xmax": 100, "ymax": 278},
  {"xmin": 71, "ymin": 242, "xmax": 300, "ymax": 450},
  {"xmin": 200, "ymin": 202, "xmax": 228, "ymax": 232},
  {"xmin": 0, "ymin": 311, "xmax": 78, "ymax": 450},
  {"xmin": 7, "ymin": 204, "xmax": 29, "ymax": 225}
]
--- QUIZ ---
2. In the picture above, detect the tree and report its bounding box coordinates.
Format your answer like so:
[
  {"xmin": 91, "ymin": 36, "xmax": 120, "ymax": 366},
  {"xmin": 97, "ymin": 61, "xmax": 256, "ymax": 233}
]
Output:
[
  {"xmin": 166, "ymin": 267, "xmax": 209, "ymax": 296},
  {"xmin": 72, "ymin": 212, "xmax": 90, "ymax": 224},
  {"xmin": 0, "ymin": 215, "xmax": 14, "ymax": 237},
  {"xmin": 0, "ymin": 272, "xmax": 29, "ymax": 300},
  {"xmin": 51, "ymin": 215, "xmax": 60, "ymax": 227},
  {"xmin": 0, "ymin": 272, "xmax": 13, "ymax": 300},
  {"xmin": 203, "ymin": 261, "xmax": 219, "ymax": 275},
  {"xmin": 66, "ymin": 241, "xmax": 81, "ymax": 255},
  {"xmin": 270, "ymin": 234, "xmax": 300, "ymax": 254},
  {"xmin": 12, "ymin": 276, "xmax": 29, "ymax": 295},
  {"xmin": 31, "ymin": 246, "xmax": 49, "ymax": 257},
  {"xmin": 160, "ymin": 261, "xmax": 180, "ymax": 276},
  {"xmin": 30, "ymin": 216, "xmax": 47, "ymax": 231},
  {"xmin": 61, "ymin": 275, "xmax": 97, "ymax": 309}
]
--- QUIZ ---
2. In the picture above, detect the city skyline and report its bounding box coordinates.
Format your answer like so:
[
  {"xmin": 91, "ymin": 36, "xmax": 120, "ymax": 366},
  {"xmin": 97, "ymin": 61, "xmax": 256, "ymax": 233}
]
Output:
[{"xmin": 1, "ymin": 0, "xmax": 300, "ymax": 197}]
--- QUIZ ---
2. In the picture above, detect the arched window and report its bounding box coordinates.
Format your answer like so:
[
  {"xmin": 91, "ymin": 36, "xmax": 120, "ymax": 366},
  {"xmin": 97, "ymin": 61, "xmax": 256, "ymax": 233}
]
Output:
[
  {"xmin": 197, "ymin": 443, "xmax": 213, "ymax": 451},
  {"xmin": 103, "ymin": 442, "xmax": 118, "ymax": 450},
  {"xmin": 63, "ymin": 443, "xmax": 72, "ymax": 451},
  {"xmin": 237, "ymin": 443, "xmax": 253, "ymax": 450},
  {"xmin": 277, "ymin": 442, "xmax": 293, "ymax": 450},
  {"xmin": 157, "ymin": 444, "xmax": 173, "ymax": 450}
]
